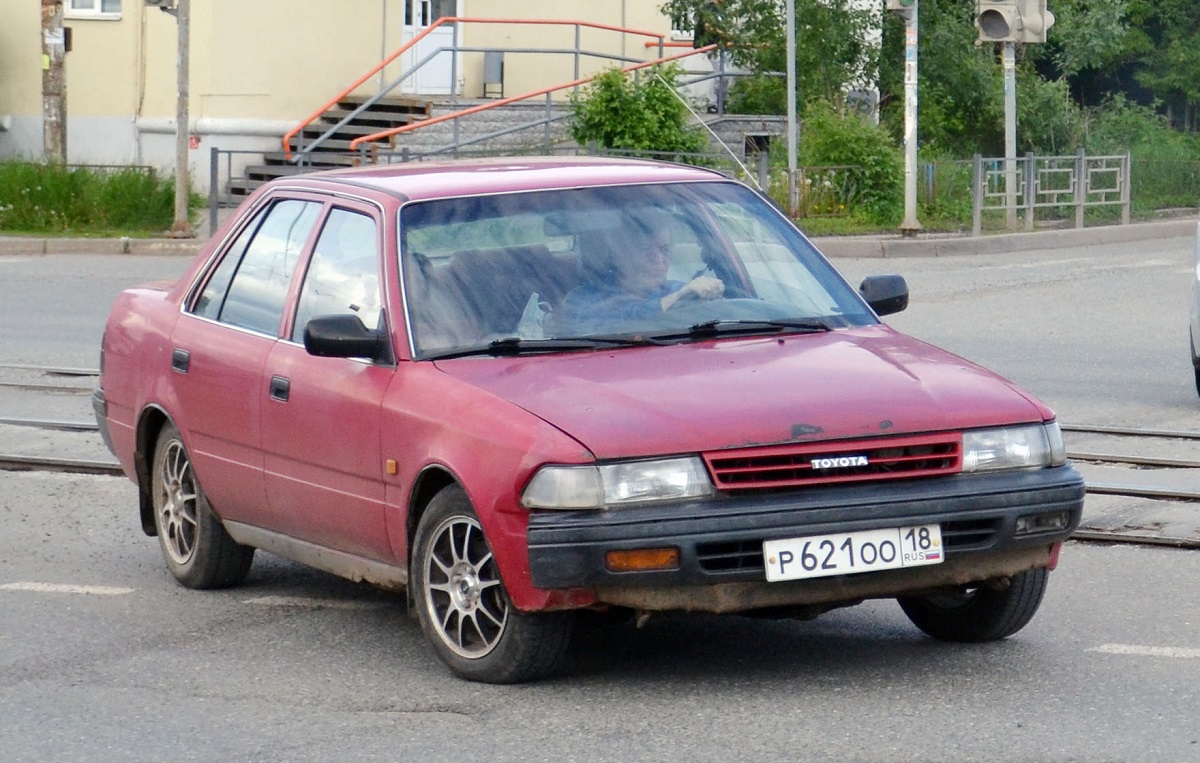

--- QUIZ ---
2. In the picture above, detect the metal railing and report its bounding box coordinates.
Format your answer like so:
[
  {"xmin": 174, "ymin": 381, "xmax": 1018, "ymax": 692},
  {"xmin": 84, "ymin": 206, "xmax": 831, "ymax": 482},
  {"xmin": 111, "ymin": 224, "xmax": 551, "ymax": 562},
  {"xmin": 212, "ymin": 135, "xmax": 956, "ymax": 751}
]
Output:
[
  {"xmin": 283, "ymin": 17, "xmax": 679, "ymax": 163},
  {"xmin": 349, "ymin": 44, "xmax": 716, "ymax": 161},
  {"xmin": 972, "ymin": 151, "xmax": 1132, "ymax": 236}
]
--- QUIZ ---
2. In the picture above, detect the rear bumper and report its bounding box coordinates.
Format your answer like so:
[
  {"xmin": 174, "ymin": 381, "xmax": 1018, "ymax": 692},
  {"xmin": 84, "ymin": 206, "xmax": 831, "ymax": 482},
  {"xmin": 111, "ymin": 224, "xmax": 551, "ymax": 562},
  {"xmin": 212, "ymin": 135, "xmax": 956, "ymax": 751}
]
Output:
[{"xmin": 526, "ymin": 466, "xmax": 1084, "ymax": 610}]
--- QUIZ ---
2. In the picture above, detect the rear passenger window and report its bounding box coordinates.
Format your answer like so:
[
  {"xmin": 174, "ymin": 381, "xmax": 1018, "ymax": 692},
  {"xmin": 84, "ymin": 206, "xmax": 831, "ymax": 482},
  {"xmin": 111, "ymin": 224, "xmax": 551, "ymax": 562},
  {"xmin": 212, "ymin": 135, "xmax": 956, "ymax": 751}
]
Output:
[{"xmin": 194, "ymin": 199, "xmax": 321, "ymax": 335}]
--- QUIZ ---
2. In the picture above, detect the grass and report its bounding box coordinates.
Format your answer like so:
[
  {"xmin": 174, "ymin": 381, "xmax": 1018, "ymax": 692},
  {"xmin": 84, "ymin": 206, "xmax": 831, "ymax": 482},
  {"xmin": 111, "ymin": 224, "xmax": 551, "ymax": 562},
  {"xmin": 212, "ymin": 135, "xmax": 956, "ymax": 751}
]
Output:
[
  {"xmin": 2, "ymin": 154, "xmax": 1192, "ymax": 239},
  {"xmin": 0, "ymin": 161, "xmax": 191, "ymax": 237}
]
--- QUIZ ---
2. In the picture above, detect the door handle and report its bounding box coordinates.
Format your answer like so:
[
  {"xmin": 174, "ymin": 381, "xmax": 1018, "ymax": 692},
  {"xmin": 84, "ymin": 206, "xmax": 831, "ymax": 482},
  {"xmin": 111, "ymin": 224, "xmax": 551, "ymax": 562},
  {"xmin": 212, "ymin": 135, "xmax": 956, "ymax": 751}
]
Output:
[
  {"xmin": 269, "ymin": 375, "xmax": 290, "ymax": 402},
  {"xmin": 171, "ymin": 348, "xmax": 190, "ymax": 374}
]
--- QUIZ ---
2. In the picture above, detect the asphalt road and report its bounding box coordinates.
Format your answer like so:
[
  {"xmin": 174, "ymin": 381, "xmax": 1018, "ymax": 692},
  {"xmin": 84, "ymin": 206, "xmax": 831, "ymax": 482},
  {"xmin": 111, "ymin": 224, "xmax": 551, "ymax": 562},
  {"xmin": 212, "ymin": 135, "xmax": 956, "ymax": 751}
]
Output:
[
  {"xmin": 2, "ymin": 233, "xmax": 1200, "ymax": 761},
  {"xmin": 831, "ymin": 233, "xmax": 1198, "ymax": 432},
  {"xmin": 2, "ymin": 470, "xmax": 1199, "ymax": 762}
]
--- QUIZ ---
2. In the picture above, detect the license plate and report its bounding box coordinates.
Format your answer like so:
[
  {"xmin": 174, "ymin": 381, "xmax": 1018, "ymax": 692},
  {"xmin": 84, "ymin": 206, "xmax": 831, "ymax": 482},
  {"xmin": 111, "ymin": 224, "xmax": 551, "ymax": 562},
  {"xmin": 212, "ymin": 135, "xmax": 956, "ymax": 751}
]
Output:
[{"xmin": 763, "ymin": 524, "xmax": 943, "ymax": 582}]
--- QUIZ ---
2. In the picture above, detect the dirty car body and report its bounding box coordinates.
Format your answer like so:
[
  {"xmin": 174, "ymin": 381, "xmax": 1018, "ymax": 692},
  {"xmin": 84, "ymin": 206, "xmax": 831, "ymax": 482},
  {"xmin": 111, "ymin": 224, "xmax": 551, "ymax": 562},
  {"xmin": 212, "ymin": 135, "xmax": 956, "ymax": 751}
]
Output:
[{"xmin": 94, "ymin": 157, "xmax": 1084, "ymax": 683}]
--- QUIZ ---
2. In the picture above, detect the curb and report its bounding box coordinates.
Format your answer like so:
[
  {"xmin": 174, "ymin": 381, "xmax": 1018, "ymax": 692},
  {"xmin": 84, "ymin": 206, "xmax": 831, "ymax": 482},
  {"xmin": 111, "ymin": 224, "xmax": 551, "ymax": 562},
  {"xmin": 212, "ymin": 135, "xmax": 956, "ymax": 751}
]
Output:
[
  {"xmin": 0, "ymin": 236, "xmax": 205, "ymax": 257},
  {"xmin": 811, "ymin": 217, "xmax": 1199, "ymax": 258}
]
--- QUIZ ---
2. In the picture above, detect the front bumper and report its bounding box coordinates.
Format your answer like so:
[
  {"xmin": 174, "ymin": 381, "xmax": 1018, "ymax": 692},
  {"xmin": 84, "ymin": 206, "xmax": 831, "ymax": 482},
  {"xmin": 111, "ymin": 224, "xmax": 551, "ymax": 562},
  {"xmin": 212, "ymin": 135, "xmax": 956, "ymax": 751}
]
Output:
[
  {"xmin": 527, "ymin": 465, "xmax": 1084, "ymax": 609},
  {"xmin": 91, "ymin": 387, "xmax": 116, "ymax": 457}
]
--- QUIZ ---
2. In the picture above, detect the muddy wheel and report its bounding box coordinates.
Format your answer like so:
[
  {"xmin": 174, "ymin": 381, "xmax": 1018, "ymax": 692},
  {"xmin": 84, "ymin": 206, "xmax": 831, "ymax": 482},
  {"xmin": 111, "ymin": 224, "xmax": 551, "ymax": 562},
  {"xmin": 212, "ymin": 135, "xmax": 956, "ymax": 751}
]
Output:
[
  {"xmin": 151, "ymin": 422, "xmax": 254, "ymax": 589},
  {"xmin": 411, "ymin": 485, "xmax": 573, "ymax": 684},
  {"xmin": 897, "ymin": 567, "xmax": 1048, "ymax": 643}
]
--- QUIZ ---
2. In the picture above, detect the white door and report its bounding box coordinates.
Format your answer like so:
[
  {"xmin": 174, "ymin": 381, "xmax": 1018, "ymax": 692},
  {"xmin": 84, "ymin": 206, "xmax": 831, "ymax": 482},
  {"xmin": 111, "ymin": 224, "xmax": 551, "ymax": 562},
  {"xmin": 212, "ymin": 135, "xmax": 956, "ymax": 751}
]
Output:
[{"xmin": 401, "ymin": 0, "xmax": 458, "ymax": 95}]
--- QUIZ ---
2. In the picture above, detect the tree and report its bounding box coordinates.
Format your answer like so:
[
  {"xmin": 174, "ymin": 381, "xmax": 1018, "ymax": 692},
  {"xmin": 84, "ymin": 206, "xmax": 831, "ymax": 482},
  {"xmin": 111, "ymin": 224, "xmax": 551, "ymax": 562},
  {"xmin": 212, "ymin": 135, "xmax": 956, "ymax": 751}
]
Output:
[
  {"xmin": 568, "ymin": 64, "xmax": 708, "ymax": 155},
  {"xmin": 1037, "ymin": 0, "xmax": 1129, "ymax": 78},
  {"xmin": 659, "ymin": 0, "xmax": 879, "ymax": 114},
  {"xmin": 1124, "ymin": 0, "xmax": 1200, "ymax": 130},
  {"xmin": 880, "ymin": 0, "xmax": 1004, "ymax": 156}
]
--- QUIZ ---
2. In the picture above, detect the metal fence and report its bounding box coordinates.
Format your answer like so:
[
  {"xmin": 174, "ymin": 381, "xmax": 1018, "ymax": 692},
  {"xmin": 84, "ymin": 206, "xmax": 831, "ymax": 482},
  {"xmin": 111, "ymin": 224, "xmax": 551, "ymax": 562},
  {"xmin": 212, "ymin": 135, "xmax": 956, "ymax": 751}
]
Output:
[
  {"xmin": 207, "ymin": 144, "xmax": 1154, "ymax": 239},
  {"xmin": 971, "ymin": 151, "xmax": 1131, "ymax": 236}
]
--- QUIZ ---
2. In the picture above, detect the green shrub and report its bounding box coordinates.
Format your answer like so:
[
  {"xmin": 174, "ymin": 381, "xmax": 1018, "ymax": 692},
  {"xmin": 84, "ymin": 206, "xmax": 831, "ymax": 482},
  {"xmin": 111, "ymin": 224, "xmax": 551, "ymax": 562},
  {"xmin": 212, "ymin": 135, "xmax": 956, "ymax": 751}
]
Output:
[
  {"xmin": 1017, "ymin": 76, "xmax": 1086, "ymax": 155},
  {"xmin": 799, "ymin": 101, "xmax": 903, "ymax": 225},
  {"xmin": 1081, "ymin": 95, "xmax": 1200, "ymax": 214},
  {"xmin": 0, "ymin": 161, "xmax": 178, "ymax": 235}
]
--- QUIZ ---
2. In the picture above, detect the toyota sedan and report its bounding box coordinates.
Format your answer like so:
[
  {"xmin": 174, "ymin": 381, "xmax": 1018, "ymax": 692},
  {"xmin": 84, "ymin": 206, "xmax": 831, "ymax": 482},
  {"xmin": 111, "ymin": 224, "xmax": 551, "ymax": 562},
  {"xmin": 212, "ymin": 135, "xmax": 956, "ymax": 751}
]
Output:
[{"xmin": 94, "ymin": 157, "xmax": 1084, "ymax": 683}]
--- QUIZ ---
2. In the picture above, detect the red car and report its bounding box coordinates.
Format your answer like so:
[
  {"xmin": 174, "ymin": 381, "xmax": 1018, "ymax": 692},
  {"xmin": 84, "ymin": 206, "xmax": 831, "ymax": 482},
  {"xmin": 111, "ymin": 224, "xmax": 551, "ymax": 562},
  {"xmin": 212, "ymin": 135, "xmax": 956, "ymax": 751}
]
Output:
[{"xmin": 94, "ymin": 157, "xmax": 1084, "ymax": 683}]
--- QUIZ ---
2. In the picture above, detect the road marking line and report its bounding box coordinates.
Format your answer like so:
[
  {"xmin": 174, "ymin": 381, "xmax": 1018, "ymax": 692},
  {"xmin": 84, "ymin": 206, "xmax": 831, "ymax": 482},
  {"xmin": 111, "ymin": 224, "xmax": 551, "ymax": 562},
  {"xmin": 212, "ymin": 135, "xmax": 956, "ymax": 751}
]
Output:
[
  {"xmin": 0, "ymin": 582, "xmax": 135, "ymax": 595},
  {"xmin": 242, "ymin": 595, "xmax": 392, "ymax": 611},
  {"xmin": 1090, "ymin": 643, "xmax": 1200, "ymax": 659}
]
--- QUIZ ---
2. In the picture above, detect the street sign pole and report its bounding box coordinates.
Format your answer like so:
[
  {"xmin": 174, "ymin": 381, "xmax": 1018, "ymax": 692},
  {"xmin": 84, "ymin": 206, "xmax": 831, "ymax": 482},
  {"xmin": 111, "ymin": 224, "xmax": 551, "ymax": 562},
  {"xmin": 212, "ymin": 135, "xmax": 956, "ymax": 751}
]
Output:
[{"xmin": 1003, "ymin": 41, "xmax": 1017, "ymax": 230}]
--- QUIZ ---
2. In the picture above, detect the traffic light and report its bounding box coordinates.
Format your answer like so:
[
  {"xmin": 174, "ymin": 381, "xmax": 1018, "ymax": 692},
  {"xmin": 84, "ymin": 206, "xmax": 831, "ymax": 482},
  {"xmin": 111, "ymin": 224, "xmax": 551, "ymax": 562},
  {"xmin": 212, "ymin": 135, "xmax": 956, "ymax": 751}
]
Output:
[
  {"xmin": 975, "ymin": 0, "xmax": 1021, "ymax": 42},
  {"xmin": 1017, "ymin": 0, "xmax": 1055, "ymax": 43},
  {"xmin": 975, "ymin": 0, "xmax": 1055, "ymax": 44}
]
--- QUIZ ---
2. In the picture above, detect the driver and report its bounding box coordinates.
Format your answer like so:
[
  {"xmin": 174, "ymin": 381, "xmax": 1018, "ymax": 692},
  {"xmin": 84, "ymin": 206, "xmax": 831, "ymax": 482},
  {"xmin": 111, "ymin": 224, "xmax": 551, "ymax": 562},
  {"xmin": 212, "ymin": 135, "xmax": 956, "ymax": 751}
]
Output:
[{"xmin": 560, "ymin": 227, "xmax": 724, "ymax": 333}]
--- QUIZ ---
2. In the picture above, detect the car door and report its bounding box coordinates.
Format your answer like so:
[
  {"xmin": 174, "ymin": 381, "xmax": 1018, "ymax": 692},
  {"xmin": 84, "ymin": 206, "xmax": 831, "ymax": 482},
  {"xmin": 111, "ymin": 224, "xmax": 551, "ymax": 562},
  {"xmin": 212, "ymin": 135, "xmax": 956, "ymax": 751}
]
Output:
[
  {"xmin": 260, "ymin": 205, "xmax": 394, "ymax": 561},
  {"xmin": 171, "ymin": 197, "xmax": 322, "ymax": 525}
]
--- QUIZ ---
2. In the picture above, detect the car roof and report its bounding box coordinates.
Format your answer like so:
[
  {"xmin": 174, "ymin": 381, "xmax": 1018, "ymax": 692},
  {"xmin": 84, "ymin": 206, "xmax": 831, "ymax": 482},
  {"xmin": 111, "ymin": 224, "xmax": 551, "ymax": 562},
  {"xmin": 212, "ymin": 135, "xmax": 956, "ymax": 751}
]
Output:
[{"xmin": 276, "ymin": 156, "xmax": 728, "ymax": 202}]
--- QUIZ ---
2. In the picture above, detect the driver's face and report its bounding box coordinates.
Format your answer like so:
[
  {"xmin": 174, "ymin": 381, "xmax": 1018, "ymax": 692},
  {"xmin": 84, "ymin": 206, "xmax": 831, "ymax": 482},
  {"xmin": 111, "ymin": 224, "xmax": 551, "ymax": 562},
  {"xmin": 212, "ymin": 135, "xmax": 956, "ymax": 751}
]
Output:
[{"xmin": 616, "ymin": 234, "xmax": 671, "ymax": 296}]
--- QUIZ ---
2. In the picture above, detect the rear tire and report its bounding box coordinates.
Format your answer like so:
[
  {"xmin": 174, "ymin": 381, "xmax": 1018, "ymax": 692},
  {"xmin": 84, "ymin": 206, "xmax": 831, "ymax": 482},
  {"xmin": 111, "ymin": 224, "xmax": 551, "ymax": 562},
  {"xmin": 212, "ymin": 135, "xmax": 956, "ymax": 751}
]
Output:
[
  {"xmin": 411, "ymin": 485, "xmax": 573, "ymax": 683},
  {"xmin": 150, "ymin": 422, "xmax": 254, "ymax": 589},
  {"xmin": 897, "ymin": 567, "xmax": 1048, "ymax": 642}
]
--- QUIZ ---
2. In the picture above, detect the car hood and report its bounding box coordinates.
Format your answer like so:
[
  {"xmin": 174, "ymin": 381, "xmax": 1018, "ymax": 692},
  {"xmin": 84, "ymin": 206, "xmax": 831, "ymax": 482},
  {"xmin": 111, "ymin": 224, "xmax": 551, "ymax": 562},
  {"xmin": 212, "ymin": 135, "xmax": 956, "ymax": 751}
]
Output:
[{"xmin": 433, "ymin": 326, "xmax": 1051, "ymax": 460}]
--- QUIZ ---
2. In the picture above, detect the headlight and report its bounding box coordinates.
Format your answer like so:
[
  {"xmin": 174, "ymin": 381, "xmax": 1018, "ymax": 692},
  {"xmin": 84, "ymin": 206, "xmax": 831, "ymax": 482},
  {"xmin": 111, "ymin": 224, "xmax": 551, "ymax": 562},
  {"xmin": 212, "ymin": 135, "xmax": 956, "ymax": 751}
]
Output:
[
  {"xmin": 522, "ymin": 457, "xmax": 715, "ymax": 510},
  {"xmin": 962, "ymin": 422, "xmax": 1066, "ymax": 473}
]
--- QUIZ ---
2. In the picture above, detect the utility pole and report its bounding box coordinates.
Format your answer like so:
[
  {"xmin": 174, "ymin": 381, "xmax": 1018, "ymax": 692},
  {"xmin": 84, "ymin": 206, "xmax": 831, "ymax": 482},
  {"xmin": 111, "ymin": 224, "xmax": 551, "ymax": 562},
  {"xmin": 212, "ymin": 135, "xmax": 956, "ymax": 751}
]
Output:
[
  {"xmin": 157, "ymin": 0, "xmax": 193, "ymax": 237},
  {"xmin": 41, "ymin": 0, "xmax": 67, "ymax": 163},
  {"xmin": 786, "ymin": 0, "xmax": 797, "ymax": 216}
]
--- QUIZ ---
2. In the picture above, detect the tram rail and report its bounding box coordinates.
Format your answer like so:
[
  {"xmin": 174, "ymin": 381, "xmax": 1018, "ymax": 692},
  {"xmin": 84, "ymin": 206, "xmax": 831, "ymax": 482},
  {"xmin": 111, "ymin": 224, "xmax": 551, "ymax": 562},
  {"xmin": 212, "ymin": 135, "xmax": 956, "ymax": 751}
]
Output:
[{"xmin": 2, "ymin": 412, "xmax": 1199, "ymax": 546}]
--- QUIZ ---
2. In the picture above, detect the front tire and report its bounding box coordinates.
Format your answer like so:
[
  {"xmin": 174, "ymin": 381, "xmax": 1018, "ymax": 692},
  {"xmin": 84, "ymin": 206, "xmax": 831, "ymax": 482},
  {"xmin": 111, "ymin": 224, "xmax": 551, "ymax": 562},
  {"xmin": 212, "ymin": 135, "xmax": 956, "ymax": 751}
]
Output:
[
  {"xmin": 411, "ymin": 485, "xmax": 573, "ymax": 683},
  {"xmin": 897, "ymin": 567, "xmax": 1048, "ymax": 642},
  {"xmin": 151, "ymin": 422, "xmax": 254, "ymax": 589},
  {"xmin": 1190, "ymin": 331, "xmax": 1200, "ymax": 398}
]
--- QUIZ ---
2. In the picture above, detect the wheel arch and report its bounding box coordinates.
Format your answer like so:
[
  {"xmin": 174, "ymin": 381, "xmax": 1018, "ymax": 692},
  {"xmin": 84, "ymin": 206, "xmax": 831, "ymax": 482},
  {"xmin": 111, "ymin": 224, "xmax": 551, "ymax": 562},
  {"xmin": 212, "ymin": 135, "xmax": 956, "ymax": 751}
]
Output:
[
  {"xmin": 406, "ymin": 465, "xmax": 460, "ymax": 563},
  {"xmin": 134, "ymin": 404, "xmax": 173, "ymax": 536}
]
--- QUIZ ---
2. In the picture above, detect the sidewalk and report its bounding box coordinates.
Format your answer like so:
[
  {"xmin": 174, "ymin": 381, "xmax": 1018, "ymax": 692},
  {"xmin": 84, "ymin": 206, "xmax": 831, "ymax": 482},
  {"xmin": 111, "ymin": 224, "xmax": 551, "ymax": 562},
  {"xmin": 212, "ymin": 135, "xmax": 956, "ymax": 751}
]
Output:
[{"xmin": 1, "ymin": 213, "xmax": 1196, "ymax": 259}]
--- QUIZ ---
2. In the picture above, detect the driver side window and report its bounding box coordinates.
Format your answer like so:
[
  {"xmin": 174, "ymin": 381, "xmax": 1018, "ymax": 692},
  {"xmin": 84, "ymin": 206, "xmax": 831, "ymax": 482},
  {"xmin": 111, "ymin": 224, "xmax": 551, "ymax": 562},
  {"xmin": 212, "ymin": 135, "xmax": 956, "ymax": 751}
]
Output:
[{"xmin": 291, "ymin": 209, "xmax": 382, "ymax": 343}]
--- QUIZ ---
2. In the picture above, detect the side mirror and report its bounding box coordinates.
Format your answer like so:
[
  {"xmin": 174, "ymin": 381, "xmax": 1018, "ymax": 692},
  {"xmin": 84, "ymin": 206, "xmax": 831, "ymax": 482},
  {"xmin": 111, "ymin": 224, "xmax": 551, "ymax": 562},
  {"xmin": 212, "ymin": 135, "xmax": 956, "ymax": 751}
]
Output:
[
  {"xmin": 304, "ymin": 314, "xmax": 385, "ymax": 360},
  {"xmin": 859, "ymin": 274, "xmax": 909, "ymax": 316}
]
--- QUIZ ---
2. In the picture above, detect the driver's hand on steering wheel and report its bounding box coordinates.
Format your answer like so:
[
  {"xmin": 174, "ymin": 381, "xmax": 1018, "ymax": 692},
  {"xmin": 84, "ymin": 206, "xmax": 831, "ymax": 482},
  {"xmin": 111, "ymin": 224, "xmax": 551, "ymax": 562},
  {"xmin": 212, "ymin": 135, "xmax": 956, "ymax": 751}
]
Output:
[
  {"xmin": 682, "ymin": 275, "xmax": 725, "ymax": 301},
  {"xmin": 659, "ymin": 275, "xmax": 724, "ymax": 311}
]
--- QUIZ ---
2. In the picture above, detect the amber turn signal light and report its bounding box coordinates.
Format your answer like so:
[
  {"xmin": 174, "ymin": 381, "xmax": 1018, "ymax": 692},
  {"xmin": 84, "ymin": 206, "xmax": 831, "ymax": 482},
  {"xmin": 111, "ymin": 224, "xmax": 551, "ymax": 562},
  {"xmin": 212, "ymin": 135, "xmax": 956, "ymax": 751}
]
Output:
[{"xmin": 605, "ymin": 548, "xmax": 680, "ymax": 573}]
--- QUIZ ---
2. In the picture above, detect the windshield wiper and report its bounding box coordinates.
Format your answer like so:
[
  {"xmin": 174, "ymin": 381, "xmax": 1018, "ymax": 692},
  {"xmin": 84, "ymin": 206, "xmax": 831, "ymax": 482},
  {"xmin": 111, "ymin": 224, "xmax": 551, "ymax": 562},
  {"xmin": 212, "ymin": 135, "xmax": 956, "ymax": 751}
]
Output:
[
  {"xmin": 683, "ymin": 318, "xmax": 834, "ymax": 339},
  {"xmin": 426, "ymin": 335, "xmax": 666, "ymax": 360}
]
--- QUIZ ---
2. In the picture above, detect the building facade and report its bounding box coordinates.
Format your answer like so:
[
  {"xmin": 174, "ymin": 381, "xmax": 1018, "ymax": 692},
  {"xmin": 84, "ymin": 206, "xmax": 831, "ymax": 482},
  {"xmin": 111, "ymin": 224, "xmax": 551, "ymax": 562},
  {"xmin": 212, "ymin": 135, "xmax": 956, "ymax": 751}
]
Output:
[{"xmin": 0, "ymin": 1, "xmax": 689, "ymax": 189}]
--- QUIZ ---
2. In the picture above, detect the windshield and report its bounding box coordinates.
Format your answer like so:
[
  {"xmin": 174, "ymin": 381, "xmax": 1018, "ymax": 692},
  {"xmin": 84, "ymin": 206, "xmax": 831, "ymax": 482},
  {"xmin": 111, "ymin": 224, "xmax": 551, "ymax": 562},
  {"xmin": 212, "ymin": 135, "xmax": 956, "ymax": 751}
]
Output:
[{"xmin": 399, "ymin": 181, "xmax": 876, "ymax": 358}]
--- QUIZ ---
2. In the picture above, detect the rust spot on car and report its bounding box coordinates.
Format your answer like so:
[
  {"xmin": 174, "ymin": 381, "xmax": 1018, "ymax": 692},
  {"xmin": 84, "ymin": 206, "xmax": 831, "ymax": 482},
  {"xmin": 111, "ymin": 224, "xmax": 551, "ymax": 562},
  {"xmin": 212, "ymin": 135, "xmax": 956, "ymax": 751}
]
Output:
[{"xmin": 791, "ymin": 423, "xmax": 824, "ymax": 438}]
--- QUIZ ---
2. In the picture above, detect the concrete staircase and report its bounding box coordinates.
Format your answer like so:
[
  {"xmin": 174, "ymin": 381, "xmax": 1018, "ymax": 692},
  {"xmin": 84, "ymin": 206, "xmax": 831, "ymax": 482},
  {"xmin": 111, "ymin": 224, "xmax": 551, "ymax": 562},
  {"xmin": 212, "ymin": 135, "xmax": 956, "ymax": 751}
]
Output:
[
  {"xmin": 221, "ymin": 95, "xmax": 785, "ymax": 203},
  {"xmin": 225, "ymin": 94, "xmax": 432, "ymax": 198}
]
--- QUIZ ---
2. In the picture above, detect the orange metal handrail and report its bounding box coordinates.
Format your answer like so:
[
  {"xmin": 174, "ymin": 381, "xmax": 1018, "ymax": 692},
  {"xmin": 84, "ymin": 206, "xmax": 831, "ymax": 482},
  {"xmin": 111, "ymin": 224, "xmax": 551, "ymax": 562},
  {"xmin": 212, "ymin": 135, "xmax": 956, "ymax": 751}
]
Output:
[
  {"xmin": 348, "ymin": 44, "xmax": 717, "ymax": 155},
  {"xmin": 282, "ymin": 17, "xmax": 672, "ymax": 159}
]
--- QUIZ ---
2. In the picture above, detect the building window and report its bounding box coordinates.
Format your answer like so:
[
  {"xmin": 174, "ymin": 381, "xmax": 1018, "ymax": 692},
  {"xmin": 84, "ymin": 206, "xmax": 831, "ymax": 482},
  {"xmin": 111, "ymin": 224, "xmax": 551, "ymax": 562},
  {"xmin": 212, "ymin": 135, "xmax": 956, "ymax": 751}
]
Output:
[{"xmin": 66, "ymin": 0, "xmax": 121, "ymax": 19}]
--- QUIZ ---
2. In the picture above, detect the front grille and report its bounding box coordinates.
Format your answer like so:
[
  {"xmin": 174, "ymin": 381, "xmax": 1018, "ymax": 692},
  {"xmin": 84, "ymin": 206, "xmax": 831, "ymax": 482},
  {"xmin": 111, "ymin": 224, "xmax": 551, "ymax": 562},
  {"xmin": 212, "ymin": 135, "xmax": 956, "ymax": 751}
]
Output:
[{"xmin": 703, "ymin": 433, "xmax": 962, "ymax": 493}]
